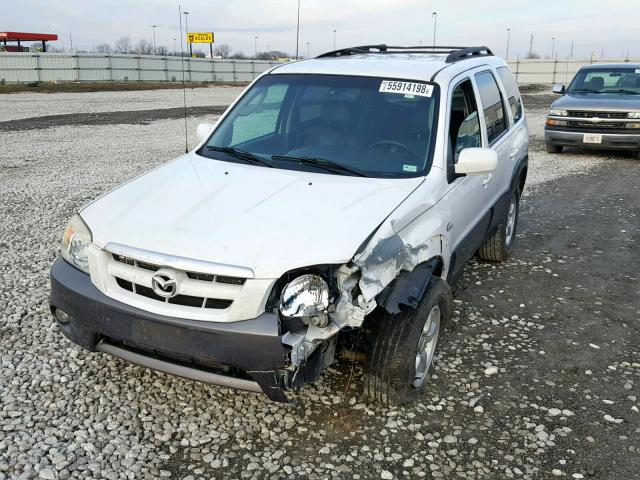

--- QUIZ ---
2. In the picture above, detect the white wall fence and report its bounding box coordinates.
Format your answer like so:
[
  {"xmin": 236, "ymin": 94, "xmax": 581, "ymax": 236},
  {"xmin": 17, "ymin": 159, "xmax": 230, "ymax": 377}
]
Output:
[
  {"xmin": 0, "ymin": 52, "xmax": 281, "ymax": 84},
  {"xmin": 506, "ymin": 58, "xmax": 640, "ymax": 85},
  {"xmin": 1, "ymin": 52, "xmax": 639, "ymax": 85}
]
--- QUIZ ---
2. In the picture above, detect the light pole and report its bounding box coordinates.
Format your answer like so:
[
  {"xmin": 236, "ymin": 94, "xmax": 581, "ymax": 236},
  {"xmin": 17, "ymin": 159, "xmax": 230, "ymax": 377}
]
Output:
[
  {"xmin": 152, "ymin": 25, "xmax": 157, "ymax": 55},
  {"xmin": 333, "ymin": 29, "xmax": 336, "ymax": 50},
  {"xmin": 173, "ymin": 38, "xmax": 177, "ymax": 55},
  {"xmin": 529, "ymin": 34, "xmax": 534, "ymax": 58},
  {"xmin": 570, "ymin": 40, "xmax": 574, "ymax": 59},
  {"xmin": 505, "ymin": 28, "xmax": 511, "ymax": 60},
  {"xmin": 307, "ymin": 41, "xmax": 310, "ymax": 58},
  {"xmin": 432, "ymin": 12, "xmax": 437, "ymax": 47},
  {"xmin": 551, "ymin": 37, "xmax": 555, "ymax": 59},
  {"xmin": 254, "ymin": 36, "xmax": 258, "ymax": 58},
  {"xmin": 183, "ymin": 11, "xmax": 190, "ymax": 56},
  {"xmin": 295, "ymin": 0, "xmax": 301, "ymax": 60}
]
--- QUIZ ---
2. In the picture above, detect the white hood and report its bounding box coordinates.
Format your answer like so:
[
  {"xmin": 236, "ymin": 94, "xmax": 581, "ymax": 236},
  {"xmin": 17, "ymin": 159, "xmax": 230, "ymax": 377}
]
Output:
[{"xmin": 81, "ymin": 154, "xmax": 422, "ymax": 278}]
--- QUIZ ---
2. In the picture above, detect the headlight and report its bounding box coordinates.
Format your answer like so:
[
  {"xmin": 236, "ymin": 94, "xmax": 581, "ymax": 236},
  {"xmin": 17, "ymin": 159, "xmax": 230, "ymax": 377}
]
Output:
[
  {"xmin": 549, "ymin": 109, "xmax": 568, "ymax": 117},
  {"xmin": 279, "ymin": 274, "xmax": 329, "ymax": 317},
  {"xmin": 61, "ymin": 214, "xmax": 92, "ymax": 273},
  {"xmin": 627, "ymin": 112, "xmax": 640, "ymax": 119}
]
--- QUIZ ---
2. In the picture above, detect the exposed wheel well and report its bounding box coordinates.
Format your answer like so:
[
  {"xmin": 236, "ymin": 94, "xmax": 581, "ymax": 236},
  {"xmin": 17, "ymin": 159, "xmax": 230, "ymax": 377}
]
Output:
[{"xmin": 518, "ymin": 166, "xmax": 528, "ymax": 194}]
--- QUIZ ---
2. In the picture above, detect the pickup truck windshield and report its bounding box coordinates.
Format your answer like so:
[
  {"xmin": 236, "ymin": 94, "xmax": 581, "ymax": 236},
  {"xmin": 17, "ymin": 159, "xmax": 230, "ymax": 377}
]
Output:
[
  {"xmin": 199, "ymin": 74, "xmax": 440, "ymax": 178},
  {"xmin": 568, "ymin": 67, "xmax": 640, "ymax": 94}
]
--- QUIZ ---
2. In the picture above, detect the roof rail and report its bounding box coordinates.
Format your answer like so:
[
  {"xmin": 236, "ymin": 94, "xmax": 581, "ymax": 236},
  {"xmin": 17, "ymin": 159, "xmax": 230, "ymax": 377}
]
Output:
[{"xmin": 316, "ymin": 44, "xmax": 494, "ymax": 63}]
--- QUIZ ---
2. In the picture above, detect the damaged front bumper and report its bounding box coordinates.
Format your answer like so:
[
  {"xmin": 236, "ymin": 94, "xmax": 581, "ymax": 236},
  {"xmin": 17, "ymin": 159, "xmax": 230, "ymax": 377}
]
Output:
[{"xmin": 50, "ymin": 257, "xmax": 300, "ymax": 402}]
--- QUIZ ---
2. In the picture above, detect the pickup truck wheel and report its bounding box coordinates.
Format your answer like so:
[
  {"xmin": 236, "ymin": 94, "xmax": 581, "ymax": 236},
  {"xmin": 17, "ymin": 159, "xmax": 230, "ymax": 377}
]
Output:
[
  {"xmin": 364, "ymin": 276, "xmax": 453, "ymax": 406},
  {"xmin": 546, "ymin": 143, "xmax": 563, "ymax": 154},
  {"xmin": 478, "ymin": 189, "xmax": 520, "ymax": 262}
]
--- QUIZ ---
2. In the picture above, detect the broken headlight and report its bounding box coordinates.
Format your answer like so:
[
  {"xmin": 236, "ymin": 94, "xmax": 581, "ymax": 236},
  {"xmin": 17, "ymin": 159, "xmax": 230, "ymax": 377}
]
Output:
[
  {"xmin": 61, "ymin": 213, "xmax": 92, "ymax": 274},
  {"xmin": 279, "ymin": 274, "xmax": 329, "ymax": 317}
]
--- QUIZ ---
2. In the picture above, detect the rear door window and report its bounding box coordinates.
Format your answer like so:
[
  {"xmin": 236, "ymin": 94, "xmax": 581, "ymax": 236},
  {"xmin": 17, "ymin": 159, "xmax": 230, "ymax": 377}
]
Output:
[
  {"xmin": 475, "ymin": 71, "xmax": 508, "ymax": 144},
  {"xmin": 496, "ymin": 66, "xmax": 523, "ymax": 123}
]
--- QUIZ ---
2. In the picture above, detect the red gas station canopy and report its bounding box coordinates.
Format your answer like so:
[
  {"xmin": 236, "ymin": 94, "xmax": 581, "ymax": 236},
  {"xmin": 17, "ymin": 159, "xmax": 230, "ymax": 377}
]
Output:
[{"xmin": 0, "ymin": 31, "xmax": 58, "ymax": 42}]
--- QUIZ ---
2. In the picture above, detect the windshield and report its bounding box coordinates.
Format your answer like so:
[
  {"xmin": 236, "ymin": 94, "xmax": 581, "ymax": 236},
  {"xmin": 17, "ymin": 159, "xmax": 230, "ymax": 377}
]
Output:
[
  {"xmin": 568, "ymin": 67, "xmax": 640, "ymax": 94},
  {"xmin": 199, "ymin": 74, "xmax": 440, "ymax": 178}
]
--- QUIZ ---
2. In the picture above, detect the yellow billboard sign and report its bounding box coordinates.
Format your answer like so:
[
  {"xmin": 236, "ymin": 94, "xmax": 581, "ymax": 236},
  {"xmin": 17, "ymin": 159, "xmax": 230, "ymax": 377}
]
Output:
[{"xmin": 187, "ymin": 32, "xmax": 214, "ymax": 43}]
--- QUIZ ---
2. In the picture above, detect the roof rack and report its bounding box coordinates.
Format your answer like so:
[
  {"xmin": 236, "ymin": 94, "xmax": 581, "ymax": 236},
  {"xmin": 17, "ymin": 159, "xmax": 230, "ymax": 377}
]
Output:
[{"xmin": 316, "ymin": 45, "xmax": 494, "ymax": 63}]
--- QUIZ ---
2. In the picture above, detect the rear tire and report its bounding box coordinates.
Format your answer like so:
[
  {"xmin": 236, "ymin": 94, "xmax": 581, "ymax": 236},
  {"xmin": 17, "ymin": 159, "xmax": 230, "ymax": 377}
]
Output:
[
  {"xmin": 364, "ymin": 276, "xmax": 453, "ymax": 406},
  {"xmin": 546, "ymin": 143, "xmax": 563, "ymax": 154},
  {"xmin": 478, "ymin": 189, "xmax": 520, "ymax": 262}
]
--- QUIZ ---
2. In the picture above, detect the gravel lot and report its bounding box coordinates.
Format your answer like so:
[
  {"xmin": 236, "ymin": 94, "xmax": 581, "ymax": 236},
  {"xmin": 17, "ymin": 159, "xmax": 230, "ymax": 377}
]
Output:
[{"xmin": 0, "ymin": 87, "xmax": 638, "ymax": 480}]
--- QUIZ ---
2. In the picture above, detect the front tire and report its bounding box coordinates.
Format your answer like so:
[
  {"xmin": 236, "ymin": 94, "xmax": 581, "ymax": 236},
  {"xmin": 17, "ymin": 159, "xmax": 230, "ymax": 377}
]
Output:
[
  {"xmin": 478, "ymin": 189, "xmax": 520, "ymax": 262},
  {"xmin": 546, "ymin": 142, "xmax": 563, "ymax": 154},
  {"xmin": 364, "ymin": 276, "xmax": 453, "ymax": 406}
]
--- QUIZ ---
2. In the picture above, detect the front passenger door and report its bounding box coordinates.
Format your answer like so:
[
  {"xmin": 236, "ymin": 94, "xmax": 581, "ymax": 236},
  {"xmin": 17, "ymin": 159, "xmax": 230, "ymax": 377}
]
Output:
[{"xmin": 439, "ymin": 77, "xmax": 488, "ymax": 281}]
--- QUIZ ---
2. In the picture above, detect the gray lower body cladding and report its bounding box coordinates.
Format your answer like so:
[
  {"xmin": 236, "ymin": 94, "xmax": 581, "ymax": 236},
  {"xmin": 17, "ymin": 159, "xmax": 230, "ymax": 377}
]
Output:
[
  {"xmin": 49, "ymin": 257, "xmax": 296, "ymax": 402},
  {"xmin": 545, "ymin": 127, "xmax": 640, "ymax": 150}
]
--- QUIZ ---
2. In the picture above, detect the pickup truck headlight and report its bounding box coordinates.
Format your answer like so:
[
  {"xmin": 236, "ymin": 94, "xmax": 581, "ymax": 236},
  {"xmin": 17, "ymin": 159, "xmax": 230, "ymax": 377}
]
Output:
[
  {"xmin": 549, "ymin": 109, "xmax": 568, "ymax": 117},
  {"xmin": 627, "ymin": 112, "xmax": 640, "ymax": 119},
  {"xmin": 61, "ymin": 214, "xmax": 92, "ymax": 274},
  {"xmin": 280, "ymin": 274, "xmax": 329, "ymax": 317}
]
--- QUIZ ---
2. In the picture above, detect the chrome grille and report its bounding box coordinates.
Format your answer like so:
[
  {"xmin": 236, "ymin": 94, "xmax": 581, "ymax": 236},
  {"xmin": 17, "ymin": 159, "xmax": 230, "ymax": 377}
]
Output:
[
  {"xmin": 568, "ymin": 111, "xmax": 628, "ymax": 119},
  {"xmin": 111, "ymin": 254, "xmax": 243, "ymax": 310}
]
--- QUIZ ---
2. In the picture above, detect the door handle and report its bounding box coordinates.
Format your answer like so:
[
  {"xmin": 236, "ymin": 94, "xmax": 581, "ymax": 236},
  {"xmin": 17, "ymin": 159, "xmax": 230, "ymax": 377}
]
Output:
[
  {"xmin": 510, "ymin": 149, "xmax": 518, "ymax": 159},
  {"xmin": 482, "ymin": 174, "xmax": 492, "ymax": 187}
]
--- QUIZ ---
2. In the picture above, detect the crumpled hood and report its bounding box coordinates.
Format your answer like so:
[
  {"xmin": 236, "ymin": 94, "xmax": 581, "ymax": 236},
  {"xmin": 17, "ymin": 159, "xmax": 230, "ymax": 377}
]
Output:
[
  {"xmin": 81, "ymin": 153, "xmax": 422, "ymax": 278},
  {"xmin": 552, "ymin": 93, "xmax": 640, "ymax": 111}
]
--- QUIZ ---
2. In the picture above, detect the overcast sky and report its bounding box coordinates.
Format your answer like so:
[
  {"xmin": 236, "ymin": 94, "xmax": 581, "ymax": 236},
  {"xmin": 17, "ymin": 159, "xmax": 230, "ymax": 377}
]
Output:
[{"xmin": 3, "ymin": 0, "xmax": 639, "ymax": 60}]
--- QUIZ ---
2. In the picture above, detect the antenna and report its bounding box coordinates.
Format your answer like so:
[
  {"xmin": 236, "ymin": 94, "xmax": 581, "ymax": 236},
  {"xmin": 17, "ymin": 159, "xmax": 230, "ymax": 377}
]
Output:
[{"xmin": 178, "ymin": 5, "xmax": 188, "ymax": 153}]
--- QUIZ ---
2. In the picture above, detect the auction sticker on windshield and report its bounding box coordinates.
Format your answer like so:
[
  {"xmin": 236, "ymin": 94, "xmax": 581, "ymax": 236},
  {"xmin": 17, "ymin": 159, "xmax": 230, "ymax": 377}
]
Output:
[{"xmin": 380, "ymin": 80, "xmax": 433, "ymax": 97}]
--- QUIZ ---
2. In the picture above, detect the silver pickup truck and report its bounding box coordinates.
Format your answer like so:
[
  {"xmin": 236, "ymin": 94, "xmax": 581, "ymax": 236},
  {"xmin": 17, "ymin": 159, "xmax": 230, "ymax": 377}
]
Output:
[{"xmin": 545, "ymin": 63, "xmax": 640, "ymax": 157}]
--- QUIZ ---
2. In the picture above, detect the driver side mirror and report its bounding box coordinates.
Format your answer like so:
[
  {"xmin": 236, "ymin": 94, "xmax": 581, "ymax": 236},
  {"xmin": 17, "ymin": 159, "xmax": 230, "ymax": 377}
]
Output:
[
  {"xmin": 552, "ymin": 84, "xmax": 566, "ymax": 94},
  {"xmin": 455, "ymin": 148, "xmax": 498, "ymax": 176},
  {"xmin": 196, "ymin": 122, "xmax": 216, "ymax": 142}
]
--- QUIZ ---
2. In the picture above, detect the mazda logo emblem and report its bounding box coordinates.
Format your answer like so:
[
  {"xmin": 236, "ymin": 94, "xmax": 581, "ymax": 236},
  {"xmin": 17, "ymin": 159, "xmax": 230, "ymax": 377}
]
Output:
[{"xmin": 151, "ymin": 271, "xmax": 178, "ymax": 298}]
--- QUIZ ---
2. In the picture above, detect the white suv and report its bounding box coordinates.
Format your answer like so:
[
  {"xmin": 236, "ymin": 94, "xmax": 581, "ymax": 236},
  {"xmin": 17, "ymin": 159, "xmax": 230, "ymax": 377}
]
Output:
[{"xmin": 50, "ymin": 45, "xmax": 529, "ymax": 405}]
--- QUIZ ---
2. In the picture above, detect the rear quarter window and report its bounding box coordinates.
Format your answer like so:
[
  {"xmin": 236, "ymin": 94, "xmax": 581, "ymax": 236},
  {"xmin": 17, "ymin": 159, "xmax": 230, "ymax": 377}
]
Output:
[{"xmin": 475, "ymin": 71, "xmax": 508, "ymax": 144}]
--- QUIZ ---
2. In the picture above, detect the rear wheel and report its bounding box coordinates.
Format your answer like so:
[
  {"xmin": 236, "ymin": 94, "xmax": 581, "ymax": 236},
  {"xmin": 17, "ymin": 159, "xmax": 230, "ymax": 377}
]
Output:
[
  {"xmin": 364, "ymin": 276, "xmax": 453, "ymax": 406},
  {"xmin": 478, "ymin": 189, "xmax": 520, "ymax": 262},
  {"xmin": 546, "ymin": 143, "xmax": 563, "ymax": 154}
]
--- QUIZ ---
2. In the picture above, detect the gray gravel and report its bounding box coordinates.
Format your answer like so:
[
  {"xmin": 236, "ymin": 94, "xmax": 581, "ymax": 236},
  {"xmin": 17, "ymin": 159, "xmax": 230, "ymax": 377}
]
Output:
[
  {"xmin": 1, "ymin": 86, "xmax": 245, "ymax": 122},
  {"xmin": 1, "ymin": 87, "xmax": 638, "ymax": 480}
]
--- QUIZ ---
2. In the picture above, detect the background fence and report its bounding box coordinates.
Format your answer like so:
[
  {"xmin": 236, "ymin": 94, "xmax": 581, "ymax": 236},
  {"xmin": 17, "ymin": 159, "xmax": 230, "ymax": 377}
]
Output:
[
  {"xmin": 0, "ymin": 52, "xmax": 281, "ymax": 84},
  {"xmin": 507, "ymin": 57, "xmax": 640, "ymax": 85},
  {"xmin": 1, "ymin": 52, "xmax": 639, "ymax": 85}
]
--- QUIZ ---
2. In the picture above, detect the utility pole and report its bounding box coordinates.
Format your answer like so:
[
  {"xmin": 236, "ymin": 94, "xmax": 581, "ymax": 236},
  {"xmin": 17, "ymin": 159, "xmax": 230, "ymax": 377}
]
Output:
[
  {"xmin": 570, "ymin": 41, "xmax": 574, "ymax": 59},
  {"xmin": 529, "ymin": 34, "xmax": 534, "ymax": 58},
  {"xmin": 173, "ymin": 38, "xmax": 177, "ymax": 55},
  {"xmin": 333, "ymin": 29, "xmax": 336, "ymax": 50},
  {"xmin": 254, "ymin": 36, "xmax": 258, "ymax": 58},
  {"xmin": 551, "ymin": 37, "xmax": 555, "ymax": 59},
  {"xmin": 69, "ymin": 33, "xmax": 73, "ymax": 53},
  {"xmin": 183, "ymin": 11, "xmax": 190, "ymax": 56},
  {"xmin": 295, "ymin": 0, "xmax": 301, "ymax": 60},
  {"xmin": 505, "ymin": 28, "xmax": 511, "ymax": 60},
  {"xmin": 152, "ymin": 25, "xmax": 157, "ymax": 55},
  {"xmin": 307, "ymin": 41, "xmax": 310, "ymax": 58},
  {"xmin": 432, "ymin": 12, "xmax": 437, "ymax": 47}
]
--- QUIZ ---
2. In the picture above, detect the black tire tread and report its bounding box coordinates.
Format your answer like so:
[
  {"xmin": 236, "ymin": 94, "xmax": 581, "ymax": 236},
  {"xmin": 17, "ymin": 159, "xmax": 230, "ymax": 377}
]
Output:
[
  {"xmin": 546, "ymin": 143, "xmax": 563, "ymax": 154},
  {"xmin": 364, "ymin": 276, "xmax": 453, "ymax": 406}
]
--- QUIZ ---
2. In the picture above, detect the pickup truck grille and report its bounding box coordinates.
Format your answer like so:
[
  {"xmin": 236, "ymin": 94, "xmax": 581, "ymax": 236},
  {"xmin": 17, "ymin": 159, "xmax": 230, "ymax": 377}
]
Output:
[
  {"xmin": 567, "ymin": 120, "xmax": 621, "ymax": 129},
  {"xmin": 110, "ymin": 253, "xmax": 245, "ymax": 311},
  {"xmin": 568, "ymin": 111, "xmax": 628, "ymax": 119}
]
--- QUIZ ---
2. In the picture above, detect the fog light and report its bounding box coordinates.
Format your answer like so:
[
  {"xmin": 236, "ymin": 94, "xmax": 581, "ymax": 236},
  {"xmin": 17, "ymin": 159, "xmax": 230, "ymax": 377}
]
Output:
[
  {"xmin": 546, "ymin": 118, "xmax": 567, "ymax": 126},
  {"xmin": 625, "ymin": 123, "xmax": 640, "ymax": 129},
  {"xmin": 55, "ymin": 308, "xmax": 72, "ymax": 324}
]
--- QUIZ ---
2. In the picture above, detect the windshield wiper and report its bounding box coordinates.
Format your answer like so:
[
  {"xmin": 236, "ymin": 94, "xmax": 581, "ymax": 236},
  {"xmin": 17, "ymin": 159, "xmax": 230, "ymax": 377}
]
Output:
[
  {"xmin": 569, "ymin": 88, "xmax": 602, "ymax": 93},
  {"xmin": 205, "ymin": 146, "xmax": 273, "ymax": 168},
  {"xmin": 271, "ymin": 155, "xmax": 367, "ymax": 177},
  {"xmin": 604, "ymin": 89, "xmax": 640, "ymax": 95}
]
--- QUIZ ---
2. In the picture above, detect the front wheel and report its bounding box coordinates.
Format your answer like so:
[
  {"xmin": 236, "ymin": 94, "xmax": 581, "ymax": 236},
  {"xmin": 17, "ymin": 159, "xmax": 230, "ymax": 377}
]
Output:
[
  {"xmin": 478, "ymin": 190, "xmax": 520, "ymax": 262},
  {"xmin": 364, "ymin": 276, "xmax": 453, "ymax": 405}
]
